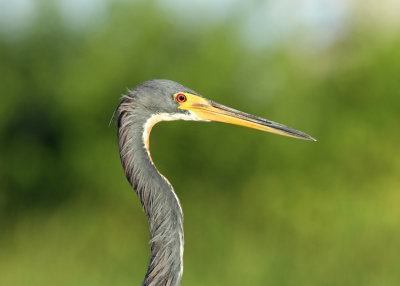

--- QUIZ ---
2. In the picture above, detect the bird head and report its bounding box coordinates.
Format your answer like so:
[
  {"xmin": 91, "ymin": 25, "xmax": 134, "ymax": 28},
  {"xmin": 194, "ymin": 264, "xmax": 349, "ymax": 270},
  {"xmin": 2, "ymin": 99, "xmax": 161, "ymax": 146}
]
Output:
[{"xmin": 121, "ymin": 79, "xmax": 315, "ymax": 141}]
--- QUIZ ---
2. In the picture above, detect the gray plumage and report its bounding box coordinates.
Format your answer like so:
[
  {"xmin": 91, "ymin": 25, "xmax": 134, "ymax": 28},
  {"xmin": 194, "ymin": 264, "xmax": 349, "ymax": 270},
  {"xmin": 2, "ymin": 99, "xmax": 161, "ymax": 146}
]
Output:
[
  {"xmin": 117, "ymin": 80, "xmax": 201, "ymax": 286},
  {"xmin": 116, "ymin": 79, "xmax": 315, "ymax": 286}
]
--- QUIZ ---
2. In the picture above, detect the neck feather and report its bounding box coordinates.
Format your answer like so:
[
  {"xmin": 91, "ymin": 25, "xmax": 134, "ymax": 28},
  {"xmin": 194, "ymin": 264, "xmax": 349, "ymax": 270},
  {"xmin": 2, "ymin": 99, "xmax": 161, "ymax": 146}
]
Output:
[{"xmin": 118, "ymin": 103, "xmax": 184, "ymax": 286}]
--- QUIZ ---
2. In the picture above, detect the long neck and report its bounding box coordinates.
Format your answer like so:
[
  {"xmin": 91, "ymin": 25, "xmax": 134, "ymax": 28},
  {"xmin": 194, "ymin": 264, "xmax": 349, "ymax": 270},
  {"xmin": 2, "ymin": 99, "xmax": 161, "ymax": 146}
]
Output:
[{"xmin": 118, "ymin": 106, "xmax": 184, "ymax": 286}]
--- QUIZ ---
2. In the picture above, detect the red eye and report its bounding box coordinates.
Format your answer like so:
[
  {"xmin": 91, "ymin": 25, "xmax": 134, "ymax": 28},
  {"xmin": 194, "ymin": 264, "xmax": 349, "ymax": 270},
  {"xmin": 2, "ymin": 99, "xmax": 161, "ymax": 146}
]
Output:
[{"xmin": 176, "ymin": 93, "xmax": 187, "ymax": 103}]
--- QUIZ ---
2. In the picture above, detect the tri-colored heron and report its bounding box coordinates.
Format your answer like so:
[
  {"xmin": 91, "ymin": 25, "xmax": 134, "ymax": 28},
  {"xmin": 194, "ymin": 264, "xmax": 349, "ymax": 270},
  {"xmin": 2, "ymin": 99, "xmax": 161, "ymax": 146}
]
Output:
[{"xmin": 116, "ymin": 79, "xmax": 315, "ymax": 286}]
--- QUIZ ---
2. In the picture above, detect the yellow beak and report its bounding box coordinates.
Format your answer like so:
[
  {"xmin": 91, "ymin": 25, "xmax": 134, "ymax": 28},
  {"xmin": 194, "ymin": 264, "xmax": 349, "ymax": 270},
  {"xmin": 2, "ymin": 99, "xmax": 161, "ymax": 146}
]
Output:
[{"xmin": 178, "ymin": 94, "xmax": 316, "ymax": 141}]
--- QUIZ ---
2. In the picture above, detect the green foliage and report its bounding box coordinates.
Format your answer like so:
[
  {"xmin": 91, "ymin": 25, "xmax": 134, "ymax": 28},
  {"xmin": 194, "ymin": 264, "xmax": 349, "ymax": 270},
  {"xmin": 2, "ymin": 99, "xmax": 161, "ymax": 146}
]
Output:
[{"xmin": 1, "ymin": 2, "xmax": 400, "ymax": 285}]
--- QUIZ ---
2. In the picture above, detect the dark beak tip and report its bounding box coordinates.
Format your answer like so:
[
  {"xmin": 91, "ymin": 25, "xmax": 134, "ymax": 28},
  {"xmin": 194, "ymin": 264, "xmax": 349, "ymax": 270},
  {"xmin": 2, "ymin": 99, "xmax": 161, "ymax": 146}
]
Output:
[{"xmin": 293, "ymin": 132, "xmax": 316, "ymax": 142}]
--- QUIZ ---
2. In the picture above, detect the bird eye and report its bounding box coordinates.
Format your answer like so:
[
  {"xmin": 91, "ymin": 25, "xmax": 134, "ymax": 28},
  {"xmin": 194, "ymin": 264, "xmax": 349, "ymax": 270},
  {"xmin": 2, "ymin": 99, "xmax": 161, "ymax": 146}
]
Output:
[{"xmin": 176, "ymin": 93, "xmax": 187, "ymax": 103}]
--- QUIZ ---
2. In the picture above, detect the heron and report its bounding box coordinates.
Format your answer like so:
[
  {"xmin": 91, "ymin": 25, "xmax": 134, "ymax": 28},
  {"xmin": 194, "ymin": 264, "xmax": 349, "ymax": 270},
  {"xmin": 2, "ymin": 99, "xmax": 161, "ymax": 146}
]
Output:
[{"xmin": 115, "ymin": 79, "xmax": 315, "ymax": 286}]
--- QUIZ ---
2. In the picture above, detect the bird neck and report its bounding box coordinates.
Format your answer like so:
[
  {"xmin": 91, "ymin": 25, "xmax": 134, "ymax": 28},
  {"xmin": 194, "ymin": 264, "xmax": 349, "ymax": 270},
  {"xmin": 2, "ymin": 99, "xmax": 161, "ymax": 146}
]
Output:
[{"xmin": 118, "ymin": 107, "xmax": 184, "ymax": 286}]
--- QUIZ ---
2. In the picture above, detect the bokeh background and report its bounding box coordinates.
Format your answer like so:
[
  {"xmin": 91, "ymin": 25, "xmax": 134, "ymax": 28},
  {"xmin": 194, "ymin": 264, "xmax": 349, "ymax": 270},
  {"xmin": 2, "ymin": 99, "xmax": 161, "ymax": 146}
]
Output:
[{"xmin": 1, "ymin": 0, "xmax": 400, "ymax": 285}]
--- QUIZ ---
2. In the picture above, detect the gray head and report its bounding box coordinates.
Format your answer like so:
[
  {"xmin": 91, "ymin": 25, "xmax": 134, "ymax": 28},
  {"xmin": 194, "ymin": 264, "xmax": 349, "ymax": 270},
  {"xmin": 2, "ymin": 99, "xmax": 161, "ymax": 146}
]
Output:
[
  {"xmin": 118, "ymin": 79, "xmax": 316, "ymax": 141},
  {"xmin": 121, "ymin": 79, "xmax": 202, "ymax": 118}
]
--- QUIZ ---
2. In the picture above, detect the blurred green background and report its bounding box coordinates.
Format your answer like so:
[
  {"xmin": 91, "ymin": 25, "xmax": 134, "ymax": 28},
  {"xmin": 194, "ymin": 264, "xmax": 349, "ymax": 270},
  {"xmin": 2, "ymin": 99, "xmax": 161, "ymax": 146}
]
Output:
[{"xmin": 1, "ymin": 0, "xmax": 400, "ymax": 285}]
